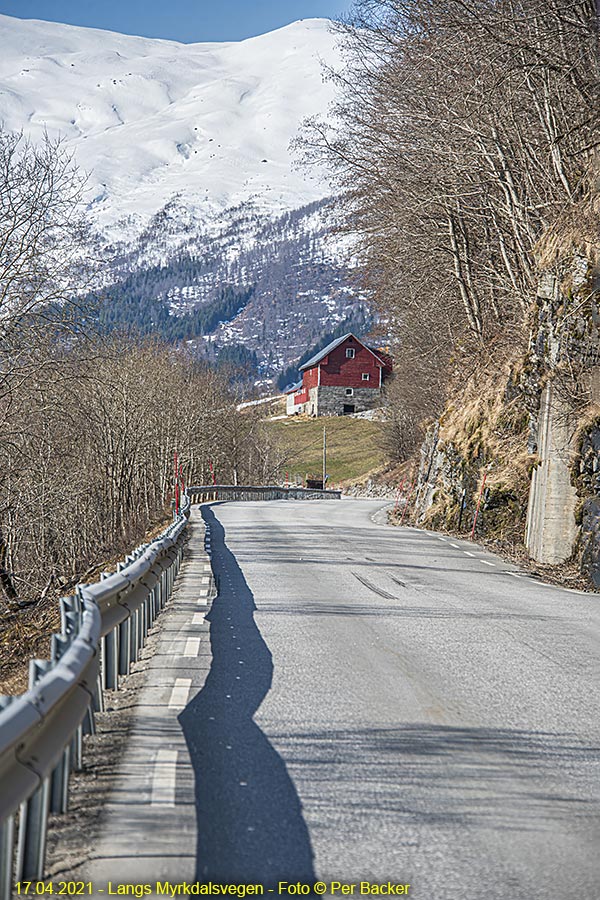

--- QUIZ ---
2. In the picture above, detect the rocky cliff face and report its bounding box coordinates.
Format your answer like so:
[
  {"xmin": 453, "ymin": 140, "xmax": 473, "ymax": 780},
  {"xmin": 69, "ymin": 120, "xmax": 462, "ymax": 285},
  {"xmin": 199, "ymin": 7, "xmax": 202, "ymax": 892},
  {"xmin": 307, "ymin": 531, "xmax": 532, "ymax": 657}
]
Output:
[
  {"xmin": 406, "ymin": 250, "xmax": 600, "ymax": 587},
  {"xmin": 409, "ymin": 365, "xmax": 531, "ymax": 540},
  {"xmin": 576, "ymin": 422, "xmax": 600, "ymax": 586}
]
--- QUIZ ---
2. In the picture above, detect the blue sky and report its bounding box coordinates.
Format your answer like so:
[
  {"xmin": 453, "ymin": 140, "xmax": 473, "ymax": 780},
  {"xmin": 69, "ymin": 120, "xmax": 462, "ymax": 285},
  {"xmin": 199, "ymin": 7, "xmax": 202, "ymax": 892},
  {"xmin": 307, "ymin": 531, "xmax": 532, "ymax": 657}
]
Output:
[{"xmin": 0, "ymin": 1, "xmax": 352, "ymax": 41}]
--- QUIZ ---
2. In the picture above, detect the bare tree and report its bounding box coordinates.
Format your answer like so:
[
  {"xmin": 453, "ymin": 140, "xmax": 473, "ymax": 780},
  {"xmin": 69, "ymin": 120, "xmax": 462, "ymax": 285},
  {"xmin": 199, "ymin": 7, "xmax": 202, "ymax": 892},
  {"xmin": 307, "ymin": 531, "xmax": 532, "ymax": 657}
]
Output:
[
  {"xmin": 297, "ymin": 0, "xmax": 600, "ymax": 457},
  {"xmin": 0, "ymin": 130, "xmax": 96, "ymax": 353}
]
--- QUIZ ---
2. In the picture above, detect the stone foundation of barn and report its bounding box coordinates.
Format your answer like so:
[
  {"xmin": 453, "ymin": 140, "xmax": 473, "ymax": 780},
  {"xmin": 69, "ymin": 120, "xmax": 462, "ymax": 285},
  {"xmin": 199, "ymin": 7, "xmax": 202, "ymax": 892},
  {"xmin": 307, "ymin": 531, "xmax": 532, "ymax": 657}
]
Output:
[{"xmin": 308, "ymin": 385, "xmax": 382, "ymax": 416}]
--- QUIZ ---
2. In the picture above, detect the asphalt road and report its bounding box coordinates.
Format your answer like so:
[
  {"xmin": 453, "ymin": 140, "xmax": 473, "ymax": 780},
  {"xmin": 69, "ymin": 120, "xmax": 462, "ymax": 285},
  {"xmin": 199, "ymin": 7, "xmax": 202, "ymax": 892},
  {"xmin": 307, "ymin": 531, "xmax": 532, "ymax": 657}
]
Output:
[
  {"xmin": 82, "ymin": 498, "xmax": 600, "ymax": 899},
  {"xmin": 186, "ymin": 498, "xmax": 600, "ymax": 899}
]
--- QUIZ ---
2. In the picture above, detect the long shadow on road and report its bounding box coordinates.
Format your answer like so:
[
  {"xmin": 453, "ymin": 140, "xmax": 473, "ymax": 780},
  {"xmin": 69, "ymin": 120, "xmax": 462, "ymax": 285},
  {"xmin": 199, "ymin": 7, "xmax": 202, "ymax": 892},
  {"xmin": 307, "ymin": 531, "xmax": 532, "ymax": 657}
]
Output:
[{"xmin": 179, "ymin": 505, "xmax": 315, "ymax": 886}]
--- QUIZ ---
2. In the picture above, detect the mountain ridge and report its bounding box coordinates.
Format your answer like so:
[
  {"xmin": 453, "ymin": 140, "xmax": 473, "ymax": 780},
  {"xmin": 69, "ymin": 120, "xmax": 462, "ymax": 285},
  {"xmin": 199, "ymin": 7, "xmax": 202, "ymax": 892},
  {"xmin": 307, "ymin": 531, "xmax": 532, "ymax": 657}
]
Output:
[{"xmin": 0, "ymin": 13, "xmax": 341, "ymax": 240}]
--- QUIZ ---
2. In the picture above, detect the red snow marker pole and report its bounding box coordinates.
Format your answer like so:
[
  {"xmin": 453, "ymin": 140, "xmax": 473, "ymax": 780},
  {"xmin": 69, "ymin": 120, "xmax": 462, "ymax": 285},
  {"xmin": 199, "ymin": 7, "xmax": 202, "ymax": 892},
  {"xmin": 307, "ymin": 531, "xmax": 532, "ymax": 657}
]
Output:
[
  {"xmin": 470, "ymin": 470, "xmax": 488, "ymax": 540},
  {"xmin": 393, "ymin": 477, "xmax": 406, "ymax": 514}
]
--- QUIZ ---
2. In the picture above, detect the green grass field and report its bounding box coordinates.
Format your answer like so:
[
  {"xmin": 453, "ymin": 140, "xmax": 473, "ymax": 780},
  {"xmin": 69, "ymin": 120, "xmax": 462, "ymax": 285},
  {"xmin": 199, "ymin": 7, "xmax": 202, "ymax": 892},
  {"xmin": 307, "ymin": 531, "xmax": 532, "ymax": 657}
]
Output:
[{"xmin": 269, "ymin": 415, "xmax": 385, "ymax": 485}]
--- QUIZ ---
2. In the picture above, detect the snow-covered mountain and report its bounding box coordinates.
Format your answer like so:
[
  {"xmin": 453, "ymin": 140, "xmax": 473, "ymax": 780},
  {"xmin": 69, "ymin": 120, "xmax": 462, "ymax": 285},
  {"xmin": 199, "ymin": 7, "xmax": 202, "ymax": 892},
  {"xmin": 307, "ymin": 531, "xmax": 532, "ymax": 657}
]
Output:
[
  {"xmin": 0, "ymin": 13, "xmax": 340, "ymax": 240},
  {"xmin": 0, "ymin": 14, "xmax": 369, "ymax": 384}
]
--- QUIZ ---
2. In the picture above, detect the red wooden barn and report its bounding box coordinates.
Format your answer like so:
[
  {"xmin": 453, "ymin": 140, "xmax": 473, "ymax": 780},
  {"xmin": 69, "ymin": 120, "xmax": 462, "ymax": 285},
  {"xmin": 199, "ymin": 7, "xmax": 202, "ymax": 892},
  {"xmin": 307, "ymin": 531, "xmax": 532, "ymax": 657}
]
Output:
[{"xmin": 285, "ymin": 333, "xmax": 393, "ymax": 417}]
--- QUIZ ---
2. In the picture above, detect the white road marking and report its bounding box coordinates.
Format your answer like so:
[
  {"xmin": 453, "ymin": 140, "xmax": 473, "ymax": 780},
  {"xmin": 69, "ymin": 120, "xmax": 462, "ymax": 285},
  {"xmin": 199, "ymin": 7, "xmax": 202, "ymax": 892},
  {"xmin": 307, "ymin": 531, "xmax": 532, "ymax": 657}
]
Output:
[
  {"xmin": 183, "ymin": 637, "xmax": 201, "ymax": 657},
  {"xmin": 192, "ymin": 612, "xmax": 205, "ymax": 624},
  {"xmin": 168, "ymin": 678, "xmax": 191, "ymax": 709},
  {"xmin": 438, "ymin": 537, "xmax": 447, "ymax": 542},
  {"xmin": 481, "ymin": 560, "xmax": 496, "ymax": 567},
  {"xmin": 463, "ymin": 551, "xmax": 474, "ymax": 557},
  {"xmin": 197, "ymin": 598, "xmax": 208, "ymax": 606},
  {"xmin": 507, "ymin": 571, "xmax": 522, "ymax": 578},
  {"xmin": 151, "ymin": 749, "xmax": 178, "ymax": 807},
  {"xmin": 450, "ymin": 543, "xmax": 460, "ymax": 549}
]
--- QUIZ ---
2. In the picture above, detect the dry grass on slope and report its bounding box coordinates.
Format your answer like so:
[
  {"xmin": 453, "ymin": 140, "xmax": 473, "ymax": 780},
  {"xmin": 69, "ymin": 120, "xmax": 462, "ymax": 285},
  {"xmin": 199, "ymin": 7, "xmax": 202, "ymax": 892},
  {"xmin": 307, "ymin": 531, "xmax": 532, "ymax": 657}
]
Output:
[
  {"xmin": 0, "ymin": 512, "xmax": 172, "ymax": 696},
  {"xmin": 423, "ymin": 360, "xmax": 534, "ymax": 542}
]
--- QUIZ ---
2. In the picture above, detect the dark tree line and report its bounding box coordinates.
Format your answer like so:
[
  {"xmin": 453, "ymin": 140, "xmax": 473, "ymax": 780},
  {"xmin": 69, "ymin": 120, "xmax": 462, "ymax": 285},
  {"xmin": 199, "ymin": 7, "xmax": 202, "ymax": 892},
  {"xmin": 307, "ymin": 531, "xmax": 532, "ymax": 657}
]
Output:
[{"xmin": 96, "ymin": 278, "xmax": 254, "ymax": 342}]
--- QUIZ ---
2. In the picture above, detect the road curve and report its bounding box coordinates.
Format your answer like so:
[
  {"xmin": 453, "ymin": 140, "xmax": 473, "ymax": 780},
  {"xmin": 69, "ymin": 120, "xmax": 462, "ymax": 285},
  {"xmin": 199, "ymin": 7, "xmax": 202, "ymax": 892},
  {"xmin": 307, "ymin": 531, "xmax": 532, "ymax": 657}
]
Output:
[{"xmin": 188, "ymin": 498, "xmax": 600, "ymax": 899}]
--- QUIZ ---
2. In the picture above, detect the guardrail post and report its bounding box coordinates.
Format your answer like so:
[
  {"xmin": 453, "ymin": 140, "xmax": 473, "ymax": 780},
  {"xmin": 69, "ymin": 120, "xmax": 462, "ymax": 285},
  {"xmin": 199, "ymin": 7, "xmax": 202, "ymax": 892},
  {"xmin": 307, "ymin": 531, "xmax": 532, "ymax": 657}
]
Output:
[
  {"xmin": 129, "ymin": 610, "xmax": 136, "ymax": 663},
  {"xmin": 137, "ymin": 605, "xmax": 144, "ymax": 652},
  {"xmin": 70, "ymin": 725, "xmax": 83, "ymax": 772},
  {"xmin": 50, "ymin": 747, "xmax": 70, "ymax": 815},
  {"xmin": 93, "ymin": 672, "xmax": 105, "ymax": 714},
  {"xmin": 132, "ymin": 610, "xmax": 139, "ymax": 662},
  {"xmin": 0, "ymin": 815, "xmax": 15, "ymax": 900},
  {"xmin": 118, "ymin": 618, "xmax": 130, "ymax": 676},
  {"xmin": 129, "ymin": 611, "xmax": 137, "ymax": 664},
  {"xmin": 134, "ymin": 608, "xmax": 141, "ymax": 656},
  {"xmin": 15, "ymin": 777, "xmax": 50, "ymax": 882},
  {"xmin": 103, "ymin": 628, "xmax": 118, "ymax": 690},
  {"xmin": 81, "ymin": 702, "xmax": 95, "ymax": 737}
]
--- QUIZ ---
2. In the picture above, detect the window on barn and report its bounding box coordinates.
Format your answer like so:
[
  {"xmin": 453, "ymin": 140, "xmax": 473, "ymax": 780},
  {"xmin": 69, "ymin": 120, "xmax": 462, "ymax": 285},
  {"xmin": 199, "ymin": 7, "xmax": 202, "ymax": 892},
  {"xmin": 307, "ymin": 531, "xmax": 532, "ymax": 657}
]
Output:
[
  {"xmin": 362, "ymin": 373, "xmax": 370, "ymax": 381},
  {"xmin": 346, "ymin": 348, "xmax": 355, "ymax": 358},
  {"xmin": 345, "ymin": 388, "xmax": 354, "ymax": 396}
]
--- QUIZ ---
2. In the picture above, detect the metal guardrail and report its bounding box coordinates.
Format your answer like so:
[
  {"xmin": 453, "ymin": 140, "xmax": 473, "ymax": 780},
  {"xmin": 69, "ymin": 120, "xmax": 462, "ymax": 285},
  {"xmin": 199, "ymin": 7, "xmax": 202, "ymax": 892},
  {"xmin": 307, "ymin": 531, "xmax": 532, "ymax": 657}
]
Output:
[
  {"xmin": 0, "ymin": 499, "xmax": 190, "ymax": 898},
  {"xmin": 188, "ymin": 484, "xmax": 342, "ymax": 502},
  {"xmin": 0, "ymin": 484, "xmax": 336, "ymax": 893}
]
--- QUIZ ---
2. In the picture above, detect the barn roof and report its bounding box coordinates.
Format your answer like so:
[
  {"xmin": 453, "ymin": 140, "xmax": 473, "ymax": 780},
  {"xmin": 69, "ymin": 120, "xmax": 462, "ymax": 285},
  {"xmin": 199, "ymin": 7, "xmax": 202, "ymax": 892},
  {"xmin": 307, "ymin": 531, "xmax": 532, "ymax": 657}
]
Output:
[
  {"xmin": 284, "ymin": 381, "xmax": 303, "ymax": 394},
  {"xmin": 299, "ymin": 332, "xmax": 384, "ymax": 371}
]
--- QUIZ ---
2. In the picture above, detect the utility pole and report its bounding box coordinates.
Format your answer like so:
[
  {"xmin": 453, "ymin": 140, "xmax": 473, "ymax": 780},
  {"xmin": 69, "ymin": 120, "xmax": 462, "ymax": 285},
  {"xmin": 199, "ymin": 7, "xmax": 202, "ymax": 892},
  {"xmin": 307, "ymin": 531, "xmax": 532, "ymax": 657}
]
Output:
[{"xmin": 322, "ymin": 426, "xmax": 327, "ymax": 488}]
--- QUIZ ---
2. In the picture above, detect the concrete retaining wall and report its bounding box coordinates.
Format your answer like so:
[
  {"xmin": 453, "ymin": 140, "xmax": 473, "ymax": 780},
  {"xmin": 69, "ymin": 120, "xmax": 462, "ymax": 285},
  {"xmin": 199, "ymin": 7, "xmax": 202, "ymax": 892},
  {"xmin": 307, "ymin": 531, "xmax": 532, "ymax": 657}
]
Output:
[{"xmin": 525, "ymin": 381, "xmax": 579, "ymax": 563}]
